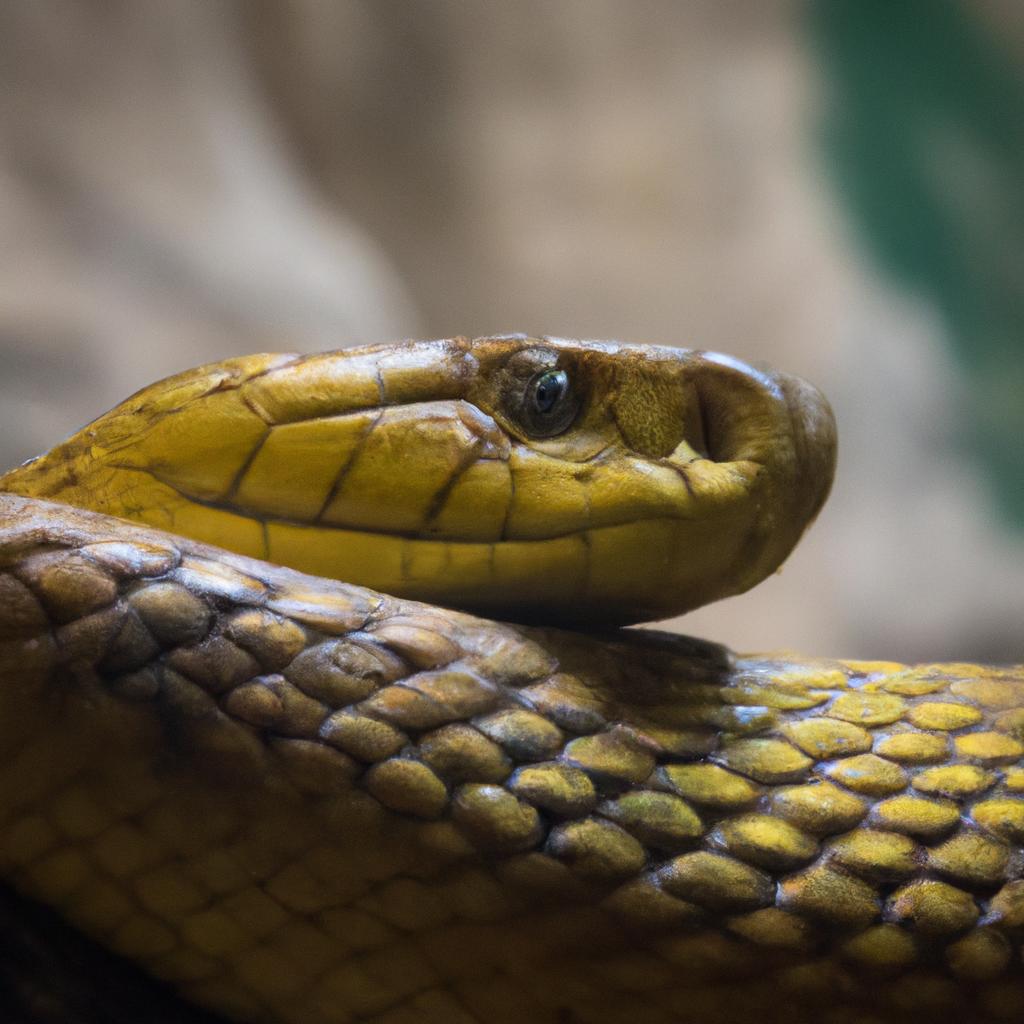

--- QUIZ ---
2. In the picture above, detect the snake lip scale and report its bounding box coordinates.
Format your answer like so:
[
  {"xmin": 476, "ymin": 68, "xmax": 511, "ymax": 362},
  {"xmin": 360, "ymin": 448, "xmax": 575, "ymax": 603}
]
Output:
[{"xmin": 0, "ymin": 336, "xmax": 1021, "ymax": 1024}]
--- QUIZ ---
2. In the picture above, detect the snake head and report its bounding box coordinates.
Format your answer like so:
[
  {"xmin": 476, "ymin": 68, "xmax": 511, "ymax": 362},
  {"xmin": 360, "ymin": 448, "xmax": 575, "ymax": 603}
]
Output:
[
  {"xmin": 0, "ymin": 336, "xmax": 836, "ymax": 627},
  {"xmin": 462, "ymin": 337, "xmax": 836, "ymax": 624}
]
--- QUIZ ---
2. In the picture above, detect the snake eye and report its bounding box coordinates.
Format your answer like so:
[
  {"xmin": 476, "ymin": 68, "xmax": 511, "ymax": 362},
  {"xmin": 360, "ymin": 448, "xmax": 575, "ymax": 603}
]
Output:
[{"xmin": 522, "ymin": 368, "xmax": 578, "ymax": 437}]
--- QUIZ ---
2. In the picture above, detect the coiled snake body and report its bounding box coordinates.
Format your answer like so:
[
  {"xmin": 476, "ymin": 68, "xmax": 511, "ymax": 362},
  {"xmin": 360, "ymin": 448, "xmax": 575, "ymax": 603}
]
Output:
[{"xmin": 0, "ymin": 336, "xmax": 1021, "ymax": 1024}]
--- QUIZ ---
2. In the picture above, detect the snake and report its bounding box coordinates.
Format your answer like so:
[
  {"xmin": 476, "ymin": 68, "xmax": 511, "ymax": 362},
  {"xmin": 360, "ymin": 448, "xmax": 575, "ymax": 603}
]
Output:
[{"xmin": 0, "ymin": 334, "xmax": 1021, "ymax": 1024}]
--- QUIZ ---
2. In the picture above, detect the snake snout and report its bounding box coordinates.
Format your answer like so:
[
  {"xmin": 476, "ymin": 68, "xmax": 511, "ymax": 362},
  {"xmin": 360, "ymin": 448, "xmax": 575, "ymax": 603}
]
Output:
[
  {"xmin": 679, "ymin": 351, "xmax": 837, "ymax": 600},
  {"xmin": 691, "ymin": 351, "xmax": 836, "ymax": 490},
  {"xmin": 775, "ymin": 369, "xmax": 838, "ymax": 529}
]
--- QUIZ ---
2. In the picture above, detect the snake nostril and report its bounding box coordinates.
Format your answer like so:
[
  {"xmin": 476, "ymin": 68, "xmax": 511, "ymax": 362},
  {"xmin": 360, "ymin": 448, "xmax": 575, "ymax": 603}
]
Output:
[
  {"xmin": 695, "ymin": 386, "xmax": 715, "ymax": 462},
  {"xmin": 689, "ymin": 374, "xmax": 732, "ymax": 464},
  {"xmin": 690, "ymin": 351, "xmax": 797, "ymax": 467}
]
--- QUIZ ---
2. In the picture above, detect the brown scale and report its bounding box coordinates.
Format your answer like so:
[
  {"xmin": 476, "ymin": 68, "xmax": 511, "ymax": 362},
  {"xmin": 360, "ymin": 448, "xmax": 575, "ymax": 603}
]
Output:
[{"xmin": 0, "ymin": 493, "xmax": 1022, "ymax": 1023}]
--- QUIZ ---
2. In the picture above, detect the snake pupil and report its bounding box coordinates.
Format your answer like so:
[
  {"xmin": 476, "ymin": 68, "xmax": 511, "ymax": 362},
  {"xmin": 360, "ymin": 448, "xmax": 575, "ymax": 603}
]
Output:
[{"xmin": 533, "ymin": 369, "xmax": 567, "ymax": 414}]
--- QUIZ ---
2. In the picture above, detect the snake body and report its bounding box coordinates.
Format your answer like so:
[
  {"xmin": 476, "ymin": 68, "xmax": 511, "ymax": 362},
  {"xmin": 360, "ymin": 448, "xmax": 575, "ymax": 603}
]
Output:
[{"xmin": 0, "ymin": 337, "xmax": 1021, "ymax": 1024}]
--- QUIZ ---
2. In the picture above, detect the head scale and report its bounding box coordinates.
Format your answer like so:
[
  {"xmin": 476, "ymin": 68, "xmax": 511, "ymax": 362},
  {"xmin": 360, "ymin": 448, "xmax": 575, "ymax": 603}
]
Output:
[{"xmin": 1, "ymin": 336, "xmax": 836, "ymax": 626}]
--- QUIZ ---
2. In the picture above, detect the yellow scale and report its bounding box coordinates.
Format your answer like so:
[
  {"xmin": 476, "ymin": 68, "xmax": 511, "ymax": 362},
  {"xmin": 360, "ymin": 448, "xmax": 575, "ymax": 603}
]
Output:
[{"xmin": 2, "ymin": 336, "xmax": 835, "ymax": 625}]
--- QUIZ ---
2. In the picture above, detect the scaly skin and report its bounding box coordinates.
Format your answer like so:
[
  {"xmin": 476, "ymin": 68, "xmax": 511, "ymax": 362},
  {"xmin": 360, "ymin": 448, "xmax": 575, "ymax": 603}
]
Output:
[
  {"xmin": 0, "ymin": 339, "xmax": 1021, "ymax": 1024},
  {"xmin": 0, "ymin": 337, "xmax": 836, "ymax": 626}
]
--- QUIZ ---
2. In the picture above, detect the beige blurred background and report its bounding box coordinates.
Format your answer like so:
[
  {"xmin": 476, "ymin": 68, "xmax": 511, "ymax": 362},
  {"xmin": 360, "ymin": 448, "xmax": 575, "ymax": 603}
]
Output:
[{"xmin": 1, "ymin": 1, "xmax": 1021, "ymax": 662}]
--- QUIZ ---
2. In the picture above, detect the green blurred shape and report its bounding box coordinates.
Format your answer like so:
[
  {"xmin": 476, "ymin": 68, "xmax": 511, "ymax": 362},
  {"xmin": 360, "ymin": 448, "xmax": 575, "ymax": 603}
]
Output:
[{"xmin": 807, "ymin": 0, "xmax": 1024, "ymax": 527}]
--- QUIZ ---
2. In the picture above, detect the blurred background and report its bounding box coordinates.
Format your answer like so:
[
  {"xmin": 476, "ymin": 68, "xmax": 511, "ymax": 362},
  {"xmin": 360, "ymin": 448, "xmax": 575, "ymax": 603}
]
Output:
[{"xmin": 1, "ymin": 0, "xmax": 1021, "ymax": 662}]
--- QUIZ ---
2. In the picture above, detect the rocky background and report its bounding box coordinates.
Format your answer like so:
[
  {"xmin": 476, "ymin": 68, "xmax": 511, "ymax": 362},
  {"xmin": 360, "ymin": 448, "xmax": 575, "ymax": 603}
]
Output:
[{"xmin": 1, "ymin": 0, "xmax": 1021, "ymax": 661}]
